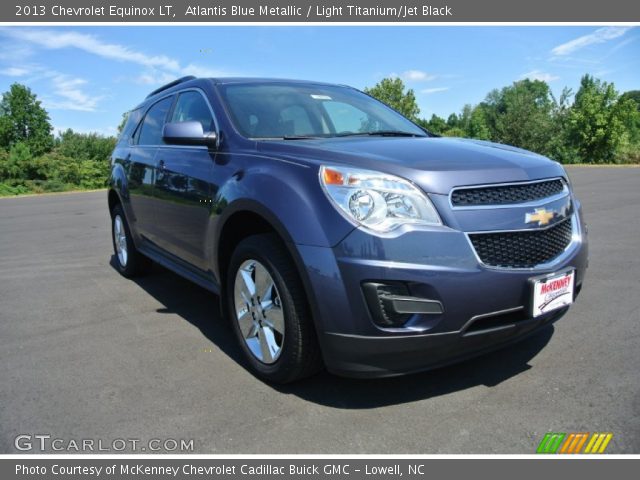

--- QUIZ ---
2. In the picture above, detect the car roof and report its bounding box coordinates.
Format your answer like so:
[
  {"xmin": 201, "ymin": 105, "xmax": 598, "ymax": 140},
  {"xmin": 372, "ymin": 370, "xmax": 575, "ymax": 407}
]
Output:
[
  {"xmin": 210, "ymin": 77, "xmax": 345, "ymax": 87},
  {"xmin": 136, "ymin": 76, "xmax": 351, "ymax": 109}
]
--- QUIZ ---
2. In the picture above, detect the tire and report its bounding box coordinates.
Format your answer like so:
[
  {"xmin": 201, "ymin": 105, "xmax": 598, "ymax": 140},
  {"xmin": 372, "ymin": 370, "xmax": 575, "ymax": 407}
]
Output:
[
  {"xmin": 227, "ymin": 234, "xmax": 323, "ymax": 383},
  {"xmin": 111, "ymin": 204, "xmax": 151, "ymax": 278}
]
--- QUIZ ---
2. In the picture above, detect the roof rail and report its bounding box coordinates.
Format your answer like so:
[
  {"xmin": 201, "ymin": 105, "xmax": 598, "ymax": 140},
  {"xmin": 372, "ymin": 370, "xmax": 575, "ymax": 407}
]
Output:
[{"xmin": 146, "ymin": 76, "xmax": 197, "ymax": 98}]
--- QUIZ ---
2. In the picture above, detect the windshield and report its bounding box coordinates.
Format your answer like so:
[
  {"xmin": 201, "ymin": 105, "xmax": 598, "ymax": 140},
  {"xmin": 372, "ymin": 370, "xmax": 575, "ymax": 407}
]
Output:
[{"xmin": 218, "ymin": 82, "xmax": 427, "ymax": 139}]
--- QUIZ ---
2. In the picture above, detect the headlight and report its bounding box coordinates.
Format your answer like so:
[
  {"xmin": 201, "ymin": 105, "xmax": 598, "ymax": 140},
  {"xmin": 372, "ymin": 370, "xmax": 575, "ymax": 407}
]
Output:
[
  {"xmin": 560, "ymin": 164, "xmax": 573, "ymax": 190},
  {"xmin": 319, "ymin": 165, "xmax": 441, "ymax": 233}
]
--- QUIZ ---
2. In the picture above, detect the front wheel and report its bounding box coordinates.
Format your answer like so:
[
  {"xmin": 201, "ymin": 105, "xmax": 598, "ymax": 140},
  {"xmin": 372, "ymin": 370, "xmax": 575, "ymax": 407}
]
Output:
[{"xmin": 227, "ymin": 234, "xmax": 322, "ymax": 383}]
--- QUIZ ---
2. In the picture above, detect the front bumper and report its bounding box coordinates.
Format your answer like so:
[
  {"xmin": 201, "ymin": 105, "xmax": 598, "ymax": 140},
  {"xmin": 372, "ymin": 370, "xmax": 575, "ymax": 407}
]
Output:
[
  {"xmin": 322, "ymin": 307, "xmax": 568, "ymax": 378},
  {"xmin": 297, "ymin": 210, "xmax": 588, "ymax": 378}
]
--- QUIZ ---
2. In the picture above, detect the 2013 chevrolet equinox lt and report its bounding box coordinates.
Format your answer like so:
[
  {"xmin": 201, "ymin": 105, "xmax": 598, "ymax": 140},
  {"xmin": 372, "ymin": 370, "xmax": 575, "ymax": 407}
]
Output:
[{"xmin": 108, "ymin": 76, "xmax": 588, "ymax": 383}]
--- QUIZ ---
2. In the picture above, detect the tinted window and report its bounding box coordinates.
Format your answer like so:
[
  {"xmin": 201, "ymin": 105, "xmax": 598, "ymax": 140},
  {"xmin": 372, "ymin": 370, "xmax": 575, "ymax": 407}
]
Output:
[
  {"xmin": 279, "ymin": 105, "xmax": 314, "ymax": 136},
  {"xmin": 171, "ymin": 91, "xmax": 215, "ymax": 132},
  {"xmin": 138, "ymin": 96, "xmax": 173, "ymax": 145},
  {"xmin": 118, "ymin": 108, "xmax": 143, "ymax": 142},
  {"xmin": 219, "ymin": 83, "xmax": 425, "ymax": 139},
  {"xmin": 323, "ymin": 101, "xmax": 369, "ymax": 134}
]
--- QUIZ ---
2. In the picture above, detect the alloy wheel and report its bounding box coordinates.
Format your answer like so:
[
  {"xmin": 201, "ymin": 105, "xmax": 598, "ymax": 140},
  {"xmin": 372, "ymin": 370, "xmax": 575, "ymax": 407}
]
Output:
[
  {"xmin": 113, "ymin": 215, "xmax": 128, "ymax": 267},
  {"xmin": 233, "ymin": 259, "xmax": 285, "ymax": 364}
]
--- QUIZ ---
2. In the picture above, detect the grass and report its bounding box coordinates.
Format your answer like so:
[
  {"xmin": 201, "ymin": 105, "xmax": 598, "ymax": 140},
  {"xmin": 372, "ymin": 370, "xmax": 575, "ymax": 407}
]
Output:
[
  {"xmin": 564, "ymin": 163, "xmax": 640, "ymax": 167},
  {"xmin": 0, "ymin": 184, "xmax": 107, "ymax": 198}
]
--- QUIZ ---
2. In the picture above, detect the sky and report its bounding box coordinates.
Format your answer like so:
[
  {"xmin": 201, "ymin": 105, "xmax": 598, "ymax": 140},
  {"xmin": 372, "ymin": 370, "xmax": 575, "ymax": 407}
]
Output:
[{"xmin": 0, "ymin": 26, "xmax": 638, "ymax": 136}]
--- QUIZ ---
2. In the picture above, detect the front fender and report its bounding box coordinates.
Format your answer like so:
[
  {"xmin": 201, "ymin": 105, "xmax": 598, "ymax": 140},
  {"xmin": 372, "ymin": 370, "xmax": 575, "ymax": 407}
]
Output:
[
  {"xmin": 210, "ymin": 159, "xmax": 354, "ymax": 343},
  {"xmin": 213, "ymin": 158, "xmax": 355, "ymax": 250}
]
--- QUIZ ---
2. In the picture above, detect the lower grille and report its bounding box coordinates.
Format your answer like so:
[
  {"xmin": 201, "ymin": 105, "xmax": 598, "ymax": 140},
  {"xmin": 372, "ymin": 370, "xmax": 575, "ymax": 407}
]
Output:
[
  {"xmin": 462, "ymin": 305, "xmax": 569, "ymax": 336},
  {"xmin": 469, "ymin": 217, "xmax": 573, "ymax": 268}
]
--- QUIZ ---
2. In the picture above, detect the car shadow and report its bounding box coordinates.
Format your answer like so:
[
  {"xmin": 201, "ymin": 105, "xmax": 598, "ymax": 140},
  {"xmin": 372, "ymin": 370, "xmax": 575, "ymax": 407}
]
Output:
[
  {"xmin": 111, "ymin": 256, "xmax": 554, "ymax": 409},
  {"xmin": 276, "ymin": 329, "xmax": 552, "ymax": 409}
]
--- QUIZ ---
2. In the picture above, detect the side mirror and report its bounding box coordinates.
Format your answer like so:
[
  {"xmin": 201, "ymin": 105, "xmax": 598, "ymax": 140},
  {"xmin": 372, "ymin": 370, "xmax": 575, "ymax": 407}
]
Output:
[{"xmin": 163, "ymin": 121, "xmax": 217, "ymax": 147}]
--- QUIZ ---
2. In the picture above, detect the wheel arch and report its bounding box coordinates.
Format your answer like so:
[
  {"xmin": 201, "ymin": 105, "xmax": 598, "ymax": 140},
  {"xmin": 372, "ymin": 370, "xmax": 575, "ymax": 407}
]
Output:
[
  {"xmin": 108, "ymin": 188, "xmax": 121, "ymax": 213},
  {"xmin": 108, "ymin": 163, "xmax": 140, "ymax": 246},
  {"xmin": 214, "ymin": 201, "xmax": 323, "ymax": 339},
  {"xmin": 108, "ymin": 162, "xmax": 129, "ymax": 205},
  {"xmin": 214, "ymin": 200, "xmax": 298, "ymax": 281}
]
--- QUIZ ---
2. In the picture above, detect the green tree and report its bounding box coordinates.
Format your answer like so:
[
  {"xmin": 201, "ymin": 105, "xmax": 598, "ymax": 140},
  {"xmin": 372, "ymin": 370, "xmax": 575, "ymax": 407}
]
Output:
[
  {"xmin": 458, "ymin": 104, "xmax": 491, "ymax": 140},
  {"xmin": 364, "ymin": 77, "xmax": 420, "ymax": 121},
  {"xmin": 619, "ymin": 90, "xmax": 640, "ymax": 151},
  {"xmin": 442, "ymin": 127, "xmax": 466, "ymax": 137},
  {"xmin": 1, "ymin": 141, "xmax": 54, "ymax": 181},
  {"xmin": 55, "ymin": 129, "xmax": 116, "ymax": 162},
  {"xmin": 0, "ymin": 83, "xmax": 53, "ymax": 156},
  {"xmin": 468, "ymin": 107, "xmax": 491, "ymax": 140},
  {"xmin": 0, "ymin": 141, "xmax": 31, "ymax": 179},
  {"xmin": 424, "ymin": 114, "xmax": 447, "ymax": 134},
  {"xmin": 620, "ymin": 90, "xmax": 640, "ymax": 109},
  {"xmin": 446, "ymin": 113, "xmax": 460, "ymax": 129},
  {"xmin": 481, "ymin": 79, "xmax": 555, "ymax": 155},
  {"xmin": 566, "ymin": 75, "xmax": 638, "ymax": 163},
  {"xmin": 545, "ymin": 87, "xmax": 581, "ymax": 164}
]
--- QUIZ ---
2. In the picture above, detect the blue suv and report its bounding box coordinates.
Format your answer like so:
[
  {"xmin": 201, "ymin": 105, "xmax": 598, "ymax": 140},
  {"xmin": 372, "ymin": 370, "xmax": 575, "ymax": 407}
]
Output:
[{"xmin": 109, "ymin": 76, "xmax": 588, "ymax": 383}]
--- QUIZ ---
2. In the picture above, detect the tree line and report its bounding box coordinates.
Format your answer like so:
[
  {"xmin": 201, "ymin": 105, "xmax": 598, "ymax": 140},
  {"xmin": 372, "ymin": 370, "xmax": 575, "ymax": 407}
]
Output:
[
  {"xmin": 0, "ymin": 83, "xmax": 115, "ymax": 195},
  {"xmin": 0, "ymin": 74, "xmax": 638, "ymax": 195},
  {"xmin": 365, "ymin": 75, "xmax": 639, "ymax": 164}
]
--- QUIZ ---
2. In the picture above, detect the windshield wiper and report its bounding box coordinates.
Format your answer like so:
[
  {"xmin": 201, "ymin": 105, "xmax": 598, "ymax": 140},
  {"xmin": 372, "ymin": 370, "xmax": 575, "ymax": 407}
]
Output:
[
  {"xmin": 281, "ymin": 135, "xmax": 322, "ymax": 140},
  {"xmin": 260, "ymin": 131, "xmax": 425, "ymax": 140},
  {"xmin": 251, "ymin": 135, "xmax": 323, "ymax": 140},
  {"xmin": 367, "ymin": 130, "xmax": 426, "ymax": 137},
  {"xmin": 336, "ymin": 130, "xmax": 425, "ymax": 138}
]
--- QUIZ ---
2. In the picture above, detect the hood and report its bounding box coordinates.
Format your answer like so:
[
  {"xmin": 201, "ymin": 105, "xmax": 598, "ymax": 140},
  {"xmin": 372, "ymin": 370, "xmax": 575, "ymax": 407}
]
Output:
[{"xmin": 256, "ymin": 136, "xmax": 565, "ymax": 194}]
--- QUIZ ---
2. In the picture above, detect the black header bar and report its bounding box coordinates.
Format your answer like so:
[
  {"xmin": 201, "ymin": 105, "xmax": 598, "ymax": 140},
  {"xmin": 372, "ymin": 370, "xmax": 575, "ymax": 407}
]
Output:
[{"xmin": 4, "ymin": 1, "xmax": 640, "ymax": 23}]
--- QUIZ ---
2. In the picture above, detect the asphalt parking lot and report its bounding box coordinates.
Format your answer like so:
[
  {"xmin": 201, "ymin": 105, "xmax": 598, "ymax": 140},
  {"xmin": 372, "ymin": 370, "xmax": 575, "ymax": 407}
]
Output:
[{"xmin": 1, "ymin": 166, "xmax": 638, "ymax": 454}]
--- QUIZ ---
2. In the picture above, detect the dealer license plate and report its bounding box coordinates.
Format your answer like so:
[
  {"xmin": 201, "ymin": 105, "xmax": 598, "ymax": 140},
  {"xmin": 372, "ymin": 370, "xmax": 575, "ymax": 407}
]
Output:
[{"xmin": 531, "ymin": 269, "xmax": 575, "ymax": 318}]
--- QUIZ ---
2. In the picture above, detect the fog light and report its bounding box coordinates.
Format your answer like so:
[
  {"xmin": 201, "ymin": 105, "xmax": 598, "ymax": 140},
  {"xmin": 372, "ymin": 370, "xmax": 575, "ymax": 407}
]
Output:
[{"xmin": 362, "ymin": 282, "xmax": 444, "ymax": 328}]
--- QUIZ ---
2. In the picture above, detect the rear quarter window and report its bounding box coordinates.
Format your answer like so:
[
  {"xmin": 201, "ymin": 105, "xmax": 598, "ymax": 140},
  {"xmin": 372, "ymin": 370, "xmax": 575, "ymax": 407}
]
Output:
[
  {"xmin": 118, "ymin": 108, "xmax": 142, "ymax": 143},
  {"xmin": 137, "ymin": 96, "xmax": 174, "ymax": 146}
]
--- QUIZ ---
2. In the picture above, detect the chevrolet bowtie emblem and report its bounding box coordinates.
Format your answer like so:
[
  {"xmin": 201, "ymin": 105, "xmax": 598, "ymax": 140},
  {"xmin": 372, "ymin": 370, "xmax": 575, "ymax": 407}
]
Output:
[{"xmin": 526, "ymin": 208, "xmax": 555, "ymax": 226}]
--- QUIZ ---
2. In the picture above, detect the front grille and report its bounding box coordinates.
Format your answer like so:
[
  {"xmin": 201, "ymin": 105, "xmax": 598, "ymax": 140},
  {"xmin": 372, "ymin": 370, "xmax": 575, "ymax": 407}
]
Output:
[
  {"xmin": 469, "ymin": 217, "xmax": 573, "ymax": 268},
  {"xmin": 451, "ymin": 179, "xmax": 565, "ymax": 207}
]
